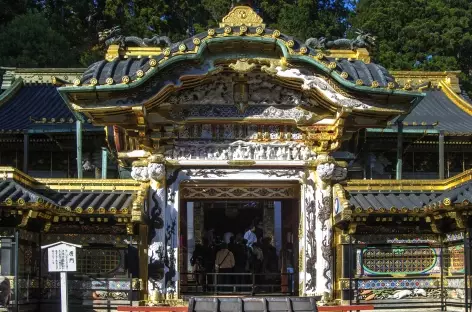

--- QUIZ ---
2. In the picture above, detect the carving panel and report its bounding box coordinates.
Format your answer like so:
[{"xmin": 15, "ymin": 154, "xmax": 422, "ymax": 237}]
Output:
[
  {"xmin": 165, "ymin": 141, "xmax": 316, "ymax": 161},
  {"xmin": 166, "ymin": 73, "xmax": 310, "ymax": 107},
  {"xmin": 180, "ymin": 185, "xmax": 298, "ymax": 199}
]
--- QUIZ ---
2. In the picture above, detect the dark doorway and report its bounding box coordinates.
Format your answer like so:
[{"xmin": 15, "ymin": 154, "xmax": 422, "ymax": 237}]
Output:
[{"xmin": 203, "ymin": 201, "xmax": 263, "ymax": 241}]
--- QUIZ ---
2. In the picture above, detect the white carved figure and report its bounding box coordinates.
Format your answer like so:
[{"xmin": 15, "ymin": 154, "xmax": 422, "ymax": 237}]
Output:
[
  {"xmin": 389, "ymin": 290, "xmax": 412, "ymax": 299},
  {"xmin": 148, "ymin": 163, "xmax": 165, "ymax": 181},
  {"xmin": 301, "ymin": 146, "xmax": 310, "ymax": 160},
  {"xmin": 292, "ymin": 145, "xmax": 300, "ymax": 160},
  {"xmin": 276, "ymin": 147, "xmax": 283, "ymax": 160},
  {"xmin": 316, "ymin": 163, "xmax": 335, "ymax": 181},
  {"xmin": 243, "ymin": 146, "xmax": 252, "ymax": 159},
  {"xmin": 206, "ymin": 148, "xmax": 214, "ymax": 160},
  {"xmin": 413, "ymin": 289, "xmax": 427, "ymax": 297},
  {"xmin": 131, "ymin": 166, "xmax": 149, "ymax": 181},
  {"xmin": 233, "ymin": 145, "xmax": 243, "ymax": 159},
  {"xmin": 198, "ymin": 148, "xmax": 206, "ymax": 159},
  {"xmin": 218, "ymin": 149, "xmax": 228, "ymax": 160}
]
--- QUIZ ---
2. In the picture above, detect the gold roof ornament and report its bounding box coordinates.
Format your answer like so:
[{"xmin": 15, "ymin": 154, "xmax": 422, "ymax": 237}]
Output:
[{"xmin": 220, "ymin": 5, "xmax": 265, "ymax": 28}]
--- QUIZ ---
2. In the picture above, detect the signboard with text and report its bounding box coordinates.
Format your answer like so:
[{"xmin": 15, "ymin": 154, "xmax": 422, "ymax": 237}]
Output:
[{"xmin": 43, "ymin": 242, "xmax": 80, "ymax": 272}]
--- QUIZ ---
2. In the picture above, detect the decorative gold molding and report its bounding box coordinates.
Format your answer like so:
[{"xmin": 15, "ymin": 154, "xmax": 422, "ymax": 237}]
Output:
[
  {"xmin": 391, "ymin": 70, "xmax": 461, "ymax": 93},
  {"xmin": 220, "ymin": 6, "xmax": 265, "ymax": 28},
  {"xmin": 346, "ymin": 168, "xmax": 472, "ymax": 192},
  {"xmin": 439, "ymin": 80, "xmax": 472, "ymax": 116},
  {"xmin": 35, "ymin": 178, "xmax": 142, "ymax": 191},
  {"xmin": 2, "ymin": 68, "xmax": 85, "ymax": 86}
]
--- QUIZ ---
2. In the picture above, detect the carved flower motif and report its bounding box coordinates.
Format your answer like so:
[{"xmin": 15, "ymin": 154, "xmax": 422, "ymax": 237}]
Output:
[{"xmin": 149, "ymin": 59, "xmax": 157, "ymax": 67}]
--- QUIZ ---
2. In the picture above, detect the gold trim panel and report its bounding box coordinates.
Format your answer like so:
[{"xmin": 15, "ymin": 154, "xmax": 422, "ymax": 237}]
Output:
[{"xmin": 345, "ymin": 169, "xmax": 472, "ymax": 192}]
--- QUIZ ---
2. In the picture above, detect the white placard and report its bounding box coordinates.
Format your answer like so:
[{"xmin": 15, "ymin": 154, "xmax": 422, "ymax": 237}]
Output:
[{"xmin": 47, "ymin": 244, "xmax": 77, "ymax": 272}]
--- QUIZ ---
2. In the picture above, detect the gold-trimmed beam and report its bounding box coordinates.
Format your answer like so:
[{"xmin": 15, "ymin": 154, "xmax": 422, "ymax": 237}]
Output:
[{"xmin": 345, "ymin": 168, "xmax": 472, "ymax": 192}]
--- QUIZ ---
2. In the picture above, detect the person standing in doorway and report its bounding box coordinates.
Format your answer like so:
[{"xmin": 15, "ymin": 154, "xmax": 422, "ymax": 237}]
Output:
[
  {"xmin": 244, "ymin": 225, "xmax": 257, "ymax": 248},
  {"xmin": 215, "ymin": 243, "xmax": 235, "ymax": 290}
]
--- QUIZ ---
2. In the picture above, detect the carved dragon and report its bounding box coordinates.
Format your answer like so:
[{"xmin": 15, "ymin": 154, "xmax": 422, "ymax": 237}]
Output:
[
  {"xmin": 98, "ymin": 26, "xmax": 172, "ymax": 48},
  {"xmin": 321, "ymin": 235, "xmax": 333, "ymax": 290},
  {"xmin": 305, "ymin": 30, "xmax": 376, "ymax": 50}
]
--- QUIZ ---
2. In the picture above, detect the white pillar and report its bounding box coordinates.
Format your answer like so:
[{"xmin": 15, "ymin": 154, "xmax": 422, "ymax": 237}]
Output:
[
  {"xmin": 60, "ymin": 272, "xmax": 68, "ymax": 312},
  {"xmin": 187, "ymin": 202, "xmax": 195, "ymax": 273}
]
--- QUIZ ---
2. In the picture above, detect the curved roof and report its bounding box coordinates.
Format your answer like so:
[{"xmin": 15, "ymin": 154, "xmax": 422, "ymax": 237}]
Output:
[
  {"xmin": 0, "ymin": 83, "xmax": 97, "ymax": 133},
  {"xmin": 77, "ymin": 28, "xmax": 397, "ymax": 91},
  {"xmin": 392, "ymin": 90, "xmax": 472, "ymax": 134}
]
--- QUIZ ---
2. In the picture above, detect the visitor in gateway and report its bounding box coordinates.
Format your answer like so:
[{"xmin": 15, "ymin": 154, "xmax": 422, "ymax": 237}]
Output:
[
  {"xmin": 214, "ymin": 243, "xmax": 235, "ymax": 286},
  {"xmin": 244, "ymin": 225, "xmax": 257, "ymax": 247}
]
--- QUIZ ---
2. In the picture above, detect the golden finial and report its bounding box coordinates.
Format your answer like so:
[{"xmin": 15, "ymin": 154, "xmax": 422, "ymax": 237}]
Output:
[
  {"xmin": 122, "ymin": 76, "xmax": 130, "ymax": 84},
  {"xmin": 240, "ymin": 26, "xmax": 248, "ymax": 34},
  {"xmin": 272, "ymin": 30, "xmax": 281, "ymax": 38},
  {"xmin": 286, "ymin": 40, "xmax": 295, "ymax": 48},
  {"xmin": 105, "ymin": 77, "xmax": 114, "ymax": 85},
  {"xmin": 73, "ymin": 79, "xmax": 81, "ymax": 86},
  {"xmin": 328, "ymin": 62, "xmax": 337, "ymax": 69},
  {"xmin": 208, "ymin": 28, "xmax": 216, "ymax": 36},
  {"xmin": 356, "ymin": 79, "xmax": 364, "ymax": 86},
  {"xmin": 178, "ymin": 44, "xmax": 187, "ymax": 52},
  {"xmin": 89, "ymin": 78, "xmax": 98, "ymax": 86},
  {"xmin": 193, "ymin": 38, "xmax": 201, "ymax": 45},
  {"xmin": 387, "ymin": 82, "xmax": 395, "ymax": 89},
  {"xmin": 300, "ymin": 47, "xmax": 308, "ymax": 54},
  {"xmin": 224, "ymin": 26, "xmax": 232, "ymax": 34},
  {"xmin": 136, "ymin": 70, "xmax": 145, "ymax": 78},
  {"xmin": 256, "ymin": 27, "xmax": 264, "ymax": 35},
  {"xmin": 371, "ymin": 81, "xmax": 379, "ymax": 88},
  {"xmin": 340, "ymin": 72, "xmax": 349, "ymax": 79}
]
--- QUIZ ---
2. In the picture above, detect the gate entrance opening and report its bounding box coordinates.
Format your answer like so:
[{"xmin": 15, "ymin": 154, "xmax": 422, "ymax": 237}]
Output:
[{"xmin": 179, "ymin": 199, "xmax": 299, "ymax": 296}]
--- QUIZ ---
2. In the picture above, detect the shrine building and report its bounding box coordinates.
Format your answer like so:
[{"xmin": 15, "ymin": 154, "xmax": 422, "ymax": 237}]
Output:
[{"xmin": 0, "ymin": 4, "xmax": 472, "ymax": 312}]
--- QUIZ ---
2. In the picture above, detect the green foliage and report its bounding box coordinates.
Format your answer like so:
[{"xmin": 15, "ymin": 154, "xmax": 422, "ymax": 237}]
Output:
[
  {"xmin": 351, "ymin": 0, "xmax": 472, "ymax": 74},
  {"xmin": 270, "ymin": 0, "xmax": 353, "ymax": 41},
  {"xmin": 0, "ymin": 11, "xmax": 75, "ymax": 67}
]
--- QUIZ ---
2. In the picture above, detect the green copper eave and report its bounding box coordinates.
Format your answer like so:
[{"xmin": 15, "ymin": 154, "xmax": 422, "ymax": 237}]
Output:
[{"xmin": 58, "ymin": 36, "xmax": 424, "ymax": 99}]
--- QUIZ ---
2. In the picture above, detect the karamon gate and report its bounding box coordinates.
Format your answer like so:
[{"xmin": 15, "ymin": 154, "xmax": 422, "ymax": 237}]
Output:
[{"xmin": 59, "ymin": 5, "xmax": 423, "ymax": 303}]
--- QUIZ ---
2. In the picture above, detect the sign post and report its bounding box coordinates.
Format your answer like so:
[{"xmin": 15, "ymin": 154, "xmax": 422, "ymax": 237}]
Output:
[{"xmin": 41, "ymin": 241, "xmax": 82, "ymax": 312}]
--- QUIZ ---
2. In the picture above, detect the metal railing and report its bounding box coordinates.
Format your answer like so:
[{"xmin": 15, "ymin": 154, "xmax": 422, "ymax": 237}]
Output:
[{"xmin": 180, "ymin": 272, "xmax": 295, "ymax": 296}]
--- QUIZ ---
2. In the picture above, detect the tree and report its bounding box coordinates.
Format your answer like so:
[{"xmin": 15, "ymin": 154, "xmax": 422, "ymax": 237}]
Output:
[
  {"xmin": 0, "ymin": 11, "xmax": 76, "ymax": 67},
  {"xmin": 351, "ymin": 0, "xmax": 472, "ymax": 78},
  {"xmin": 258, "ymin": 0, "xmax": 353, "ymax": 41}
]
